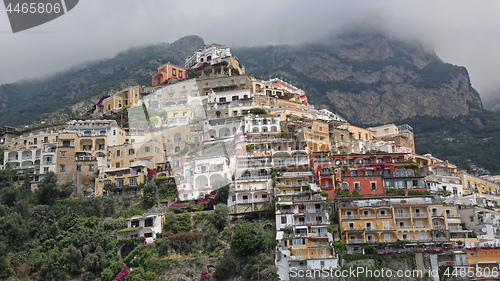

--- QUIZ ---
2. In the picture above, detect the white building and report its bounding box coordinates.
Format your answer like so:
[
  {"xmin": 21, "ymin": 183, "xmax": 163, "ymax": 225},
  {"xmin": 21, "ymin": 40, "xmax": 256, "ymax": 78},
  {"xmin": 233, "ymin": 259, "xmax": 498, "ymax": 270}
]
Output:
[
  {"xmin": 185, "ymin": 43, "xmax": 233, "ymax": 69},
  {"xmin": 117, "ymin": 213, "xmax": 164, "ymax": 244}
]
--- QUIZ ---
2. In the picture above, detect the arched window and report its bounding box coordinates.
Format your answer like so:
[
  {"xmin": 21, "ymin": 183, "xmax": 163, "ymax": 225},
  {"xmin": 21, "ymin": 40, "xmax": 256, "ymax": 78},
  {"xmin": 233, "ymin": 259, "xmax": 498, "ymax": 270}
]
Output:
[
  {"xmin": 395, "ymin": 168, "xmax": 406, "ymax": 177},
  {"xmin": 262, "ymin": 127, "xmax": 268, "ymax": 132},
  {"xmin": 252, "ymin": 127, "xmax": 259, "ymax": 133}
]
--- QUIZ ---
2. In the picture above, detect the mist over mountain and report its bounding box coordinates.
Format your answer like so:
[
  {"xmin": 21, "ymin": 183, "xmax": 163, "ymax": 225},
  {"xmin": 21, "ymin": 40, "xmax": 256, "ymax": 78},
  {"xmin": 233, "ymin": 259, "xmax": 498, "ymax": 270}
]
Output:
[
  {"xmin": 232, "ymin": 32, "xmax": 482, "ymax": 125},
  {"xmin": 0, "ymin": 35, "xmax": 204, "ymax": 127}
]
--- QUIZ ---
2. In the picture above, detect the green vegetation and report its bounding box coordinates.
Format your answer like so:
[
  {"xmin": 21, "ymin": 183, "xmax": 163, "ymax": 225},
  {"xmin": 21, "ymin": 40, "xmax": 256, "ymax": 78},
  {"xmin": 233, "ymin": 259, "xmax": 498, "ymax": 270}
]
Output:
[
  {"xmin": 403, "ymin": 106, "xmax": 500, "ymax": 174},
  {"xmin": 0, "ymin": 170, "xmax": 278, "ymax": 280}
]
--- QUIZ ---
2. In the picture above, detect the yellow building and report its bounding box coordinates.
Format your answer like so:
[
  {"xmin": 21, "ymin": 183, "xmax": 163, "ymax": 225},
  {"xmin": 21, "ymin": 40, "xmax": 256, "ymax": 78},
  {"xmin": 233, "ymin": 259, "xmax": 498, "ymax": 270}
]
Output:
[
  {"xmin": 465, "ymin": 247, "xmax": 500, "ymax": 275},
  {"xmin": 302, "ymin": 120, "xmax": 330, "ymax": 152},
  {"xmin": 339, "ymin": 197, "xmax": 469, "ymax": 254},
  {"xmin": 100, "ymin": 85, "xmax": 142, "ymax": 113},
  {"xmin": 107, "ymin": 139, "xmax": 164, "ymax": 170},
  {"xmin": 459, "ymin": 172, "xmax": 500, "ymax": 195},
  {"xmin": 338, "ymin": 124, "xmax": 374, "ymax": 142}
]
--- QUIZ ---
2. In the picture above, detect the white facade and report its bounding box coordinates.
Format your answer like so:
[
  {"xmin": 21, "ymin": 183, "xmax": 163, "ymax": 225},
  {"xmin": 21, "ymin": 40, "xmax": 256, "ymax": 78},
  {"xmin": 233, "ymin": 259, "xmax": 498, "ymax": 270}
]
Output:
[
  {"xmin": 117, "ymin": 214, "xmax": 164, "ymax": 244},
  {"xmin": 4, "ymin": 147, "xmax": 41, "ymax": 172},
  {"xmin": 204, "ymin": 117, "xmax": 244, "ymax": 140},
  {"xmin": 183, "ymin": 156, "xmax": 231, "ymax": 191},
  {"xmin": 185, "ymin": 43, "xmax": 232, "ymax": 68},
  {"xmin": 244, "ymin": 116, "xmax": 281, "ymax": 134}
]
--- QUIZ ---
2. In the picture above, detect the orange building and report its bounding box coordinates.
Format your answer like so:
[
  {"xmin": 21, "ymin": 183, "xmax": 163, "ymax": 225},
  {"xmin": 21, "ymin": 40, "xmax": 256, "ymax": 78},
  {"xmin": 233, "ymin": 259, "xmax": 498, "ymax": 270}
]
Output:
[{"xmin": 152, "ymin": 63, "xmax": 186, "ymax": 86}]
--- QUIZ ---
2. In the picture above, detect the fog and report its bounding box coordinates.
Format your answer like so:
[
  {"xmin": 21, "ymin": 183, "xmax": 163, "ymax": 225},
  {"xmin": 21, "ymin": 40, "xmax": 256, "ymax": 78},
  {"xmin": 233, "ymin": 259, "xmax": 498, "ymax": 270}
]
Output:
[{"xmin": 1, "ymin": 0, "xmax": 500, "ymax": 103}]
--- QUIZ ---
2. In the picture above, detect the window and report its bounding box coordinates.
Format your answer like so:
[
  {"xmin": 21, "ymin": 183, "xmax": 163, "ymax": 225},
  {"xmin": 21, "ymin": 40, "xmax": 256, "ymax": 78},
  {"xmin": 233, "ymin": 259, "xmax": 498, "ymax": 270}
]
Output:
[
  {"xmin": 128, "ymin": 178, "xmax": 137, "ymax": 186},
  {"xmin": 62, "ymin": 140, "xmax": 70, "ymax": 147},
  {"xmin": 348, "ymin": 222, "xmax": 355, "ymax": 229},
  {"xmin": 131, "ymin": 220, "xmax": 140, "ymax": 227},
  {"xmin": 116, "ymin": 163, "xmax": 121, "ymax": 168},
  {"xmin": 178, "ymin": 71, "xmax": 183, "ymax": 78},
  {"xmin": 371, "ymin": 182, "xmax": 377, "ymax": 191},
  {"xmin": 76, "ymin": 165, "xmax": 81, "ymax": 171},
  {"xmin": 354, "ymin": 182, "xmax": 360, "ymax": 190},
  {"xmin": 116, "ymin": 150, "xmax": 121, "ymax": 156},
  {"xmin": 281, "ymin": 216, "xmax": 287, "ymax": 224},
  {"xmin": 116, "ymin": 179, "xmax": 124, "ymax": 187},
  {"xmin": 145, "ymin": 218, "xmax": 154, "ymax": 227},
  {"xmin": 144, "ymin": 232, "xmax": 153, "ymax": 238},
  {"xmin": 60, "ymin": 151, "xmax": 66, "ymax": 158},
  {"xmin": 172, "ymin": 68, "xmax": 176, "ymax": 76},
  {"xmin": 241, "ymin": 78, "xmax": 245, "ymax": 84},
  {"xmin": 219, "ymin": 97, "xmax": 226, "ymax": 103},
  {"xmin": 89, "ymin": 165, "xmax": 94, "ymax": 171},
  {"xmin": 129, "ymin": 148, "xmax": 135, "ymax": 155},
  {"xmin": 342, "ymin": 182, "xmax": 349, "ymax": 190},
  {"xmin": 60, "ymin": 164, "xmax": 65, "ymax": 172},
  {"xmin": 145, "ymin": 146, "xmax": 150, "ymax": 153}
]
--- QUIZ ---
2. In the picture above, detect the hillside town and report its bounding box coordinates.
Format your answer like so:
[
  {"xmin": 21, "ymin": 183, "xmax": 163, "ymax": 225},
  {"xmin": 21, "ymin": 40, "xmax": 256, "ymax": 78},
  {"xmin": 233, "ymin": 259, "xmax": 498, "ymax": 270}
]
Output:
[{"xmin": 2, "ymin": 43, "xmax": 500, "ymax": 280}]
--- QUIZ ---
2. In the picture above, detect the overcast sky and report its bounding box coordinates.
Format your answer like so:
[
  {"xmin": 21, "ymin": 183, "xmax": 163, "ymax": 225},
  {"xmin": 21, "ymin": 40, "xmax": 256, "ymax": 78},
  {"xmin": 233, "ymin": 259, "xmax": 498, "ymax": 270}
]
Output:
[{"xmin": 1, "ymin": 0, "xmax": 500, "ymax": 104}]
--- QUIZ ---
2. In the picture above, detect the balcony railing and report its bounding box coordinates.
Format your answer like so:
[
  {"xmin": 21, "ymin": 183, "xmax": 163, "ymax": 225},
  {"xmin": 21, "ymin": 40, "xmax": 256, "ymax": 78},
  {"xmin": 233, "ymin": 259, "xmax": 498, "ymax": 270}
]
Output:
[
  {"xmin": 342, "ymin": 215, "xmax": 359, "ymax": 220},
  {"xmin": 434, "ymin": 237, "xmax": 449, "ymax": 241},
  {"xmin": 365, "ymin": 227, "xmax": 379, "ymax": 231},
  {"xmin": 360, "ymin": 213, "xmax": 376, "ymax": 217},
  {"xmin": 348, "ymin": 238, "xmax": 365, "ymax": 244},
  {"xmin": 414, "ymin": 225, "xmax": 430, "ymax": 229},
  {"xmin": 431, "ymin": 212, "xmax": 443, "ymax": 217},
  {"xmin": 412, "ymin": 213, "xmax": 427, "ymax": 218},
  {"xmin": 377, "ymin": 213, "xmax": 392, "ymax": 217},
  {"xmin": 344, "ymin": 227, "xmax": 364, "ymax": 232},
  {"xmin": 395, "ymin": 213, "xmax": 411, "ymax": 218},
  {"xmin": 447, "ymin": 213, "xmax": 460, "ymax": 218},
  {"xmin": 432, "ymin": 225, "xmax": 446, "ymax": 230}
]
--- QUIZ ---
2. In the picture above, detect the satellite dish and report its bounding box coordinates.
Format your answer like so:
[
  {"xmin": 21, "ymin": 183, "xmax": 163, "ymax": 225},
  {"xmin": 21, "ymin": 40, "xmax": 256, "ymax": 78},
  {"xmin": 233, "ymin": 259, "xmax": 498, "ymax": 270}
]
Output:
[
  {"xmin": 482, "ymin": 227, "xmax": 488, "ymax": 233},
  {"xmin": 335, "ymin": 160, "xmax": 341, "ymax": 165}
]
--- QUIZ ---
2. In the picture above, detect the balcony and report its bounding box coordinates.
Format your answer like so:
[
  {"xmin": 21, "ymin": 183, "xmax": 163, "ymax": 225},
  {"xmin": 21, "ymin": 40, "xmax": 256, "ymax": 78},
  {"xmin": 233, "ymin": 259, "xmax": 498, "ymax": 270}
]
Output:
[
  {"xmin": 342, "ymin": 215, "xmax": 359, "ymax": 220},
  {"xmin": 348, "ymin": 238, "xmax": 365, "ymax": 244},
  {"xmin": 360, "ymin": 213, "xmax": 376, "ymax": 218},
  {"xmin": 432, "ymin": 225, "xmax": 446, "ymax": 230},
  {"xmin": 412, "ymin": 213, "xmax": 428, "ymax": 218},
  {"xmin": 414, "ymin": 225, "xmax": 430, "ymax": 229},
  {"xmin": 377, "ymin": 213, "xmax": 392, "ymax": 217},
  {"xmin": 431, "ymin": 212, "xmax": 444, "ymax": 217},
  {"xmin": 446, "ymin": 213, "xmax": 460, "ymax": 218},
  {"xmin": 380, "ymin": 226, "xmax": 396, "ymax": 230},
  {"xmin": 365, "ymin": 227, "xmax": 379, "ymax": 232},
  {"xmin": 449, "ymin": 226, "xmax": 470, "ymax": 232},
  {"xmin": 434, "ymin": 237, "xmax": 449, "ymax": 241},
  {"xmin": 307, "ymin": 241, "xmax": 330, "ymax": 248},
  {"xmin": 395, "ymin": 213, "xmax": 411, "ymax": 218},
  {"xmin": 344, "ymin": 227, "xmax": 364, "ymax": 232}
]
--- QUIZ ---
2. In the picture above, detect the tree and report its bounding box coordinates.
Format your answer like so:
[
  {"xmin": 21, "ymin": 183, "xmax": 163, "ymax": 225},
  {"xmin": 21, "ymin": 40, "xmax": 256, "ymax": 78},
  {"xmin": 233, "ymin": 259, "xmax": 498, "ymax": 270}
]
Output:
[
  {"xmin": 143, "ymin": 181, "xmax": 158, "ymax": 209},
  {"xmin": 35, "ymin": 172, "xmax": 73, "ymax": 205},
  {"xmin": 210, "ymin": 203, "xmax": 229, "ymax": 231},
  {"xmin": 231, "ymin": 221, "xmax": 261, "ymax": 256}
]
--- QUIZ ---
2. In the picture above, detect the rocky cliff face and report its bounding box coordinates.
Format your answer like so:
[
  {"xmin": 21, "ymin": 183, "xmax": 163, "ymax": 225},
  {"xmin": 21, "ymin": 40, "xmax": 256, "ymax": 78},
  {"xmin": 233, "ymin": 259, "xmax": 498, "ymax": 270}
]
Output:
[{"xmin": 234, "ymin": 32, "xmax": 483, "ymax": 125}]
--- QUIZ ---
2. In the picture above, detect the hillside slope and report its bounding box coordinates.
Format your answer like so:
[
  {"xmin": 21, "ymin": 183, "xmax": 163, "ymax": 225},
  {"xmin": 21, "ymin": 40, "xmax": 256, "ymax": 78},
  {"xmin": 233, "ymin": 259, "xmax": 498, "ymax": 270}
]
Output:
[{"xmin": 0, "ymin": 35, "xmax": 204, "ymax": 126}]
